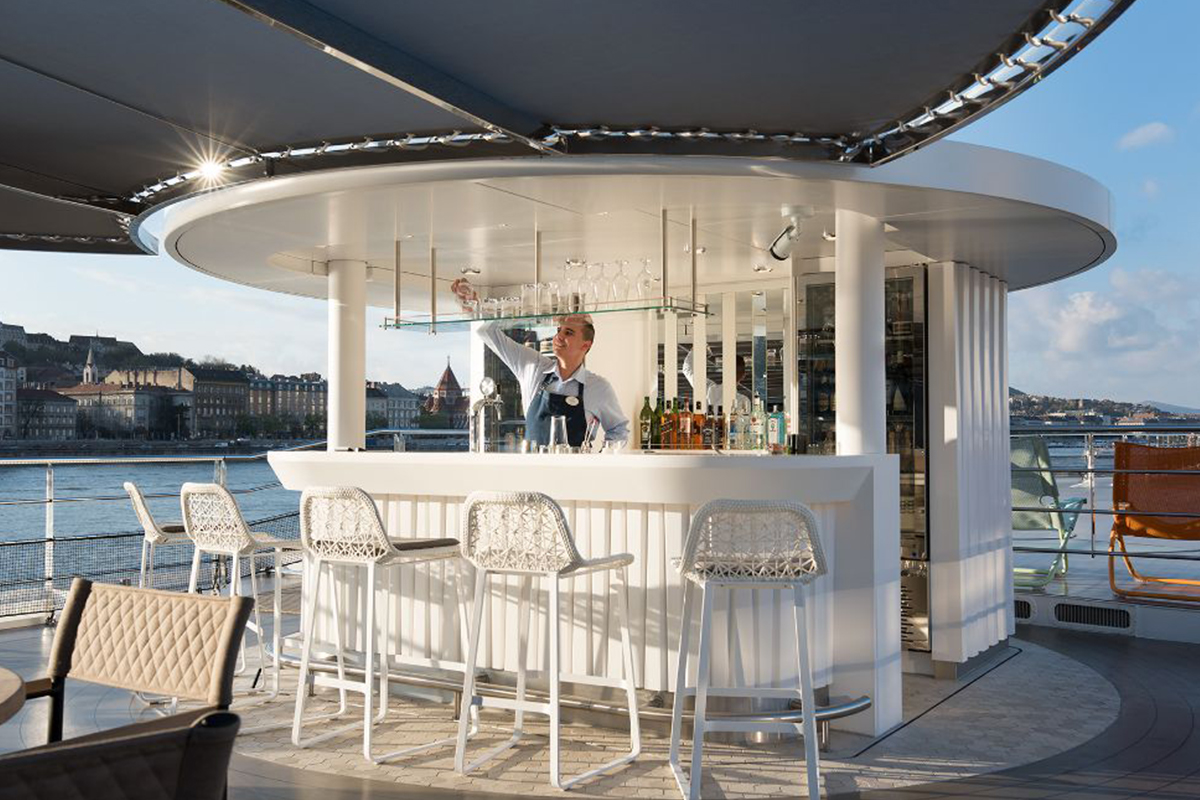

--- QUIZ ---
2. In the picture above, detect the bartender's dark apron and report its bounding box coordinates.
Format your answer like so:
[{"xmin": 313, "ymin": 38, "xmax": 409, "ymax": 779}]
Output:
[{"xmin": 525, "ymin": 373, "xmax": 587, "ymax": 447}]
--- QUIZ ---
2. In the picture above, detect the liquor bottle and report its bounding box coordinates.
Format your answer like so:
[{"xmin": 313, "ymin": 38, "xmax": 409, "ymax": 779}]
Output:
[
  {"xmin": 750, "ymin": 396, "xmax": 766, "ymax": 453},
  {"xmin": 768, "ymin": 405, "xmax": 786, "ymax": 455},
  {"xmin": 651, "ymin": 396, "xmax": 664, "ymax": 449},
  {"xmin": 639, "ymin": 396, "xmax": 653, "ymax": 449},
  {"xmin": 691, "ymin": 402, "xmax": 705, "ymax": 450},
  {"xmin": 713, "ymin": 405, "xmax": 726, "ymax": 450},
  {"xmin": 664, "ymin": 399, "xmax": 676, "ymax": 450},
  {"xmin": 696, "ymin": 402, "xmax": 710, "ymax": 449},
  {"xmin": 677, "ymin": 399, "xmax": 693, "ymax": 449},
  {"xmin": 727, "ymin": 406, "xmax": 741, "ymax": 450}
]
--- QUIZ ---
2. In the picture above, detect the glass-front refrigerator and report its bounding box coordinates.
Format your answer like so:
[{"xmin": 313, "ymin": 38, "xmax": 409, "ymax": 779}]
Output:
[{"xmin": 795, "ymin": 265, "xmax": 930, "ymax": 654}]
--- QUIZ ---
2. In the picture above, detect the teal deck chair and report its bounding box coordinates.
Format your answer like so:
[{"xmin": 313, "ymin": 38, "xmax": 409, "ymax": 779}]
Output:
[{"xmin": 1011, "ymin": 435, "xmax": 1087, "ymax": 588}]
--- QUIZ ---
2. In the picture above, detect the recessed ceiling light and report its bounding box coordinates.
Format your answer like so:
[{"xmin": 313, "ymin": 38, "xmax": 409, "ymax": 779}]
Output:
[
  {"xmin": 683, "ymin": 245, "xmax": 707, "ymax": 255},
  {"xmin": 822, "ymin": 230, "xmax": 837, "ymax": 242},
  {"xmin": 460, "ymin": 266, "xmax": 481, "ymax": 275},
  {"xmin": 597, "ymin": 211, "xmax": 609, "ymax": 216},
  {"xmin": 498, "ymin": 223, "xmax": 508, "ymax": 228},
  {"xmin": 753, "ymin": 264, "xmax": 773, "ymax": 273},
  {"xmin": 404, "ymin": 234, "xmax": 414, "ymax": 240}
]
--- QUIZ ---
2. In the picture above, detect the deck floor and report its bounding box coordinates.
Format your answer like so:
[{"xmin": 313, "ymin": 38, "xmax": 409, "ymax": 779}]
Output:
[{"xmin": 4, "ymin": 618, "xmax": 1187, "ymax": 799}]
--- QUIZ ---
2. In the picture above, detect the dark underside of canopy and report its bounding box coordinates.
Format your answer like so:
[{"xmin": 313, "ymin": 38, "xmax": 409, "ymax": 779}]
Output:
[{"xmin": 0, "ymin": 0, "xmax": 1134, "ymax": 255}]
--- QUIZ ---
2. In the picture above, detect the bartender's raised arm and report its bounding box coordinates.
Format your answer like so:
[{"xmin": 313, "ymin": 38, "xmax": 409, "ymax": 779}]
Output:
[{"xmin": 475, "ymin": 321, "xmax": 543, "ymax": 387}]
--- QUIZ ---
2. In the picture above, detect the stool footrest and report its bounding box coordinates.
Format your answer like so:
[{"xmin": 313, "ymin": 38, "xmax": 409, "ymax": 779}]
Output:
[{"xmin": 473, "ymin": 695, "xmax": 552, "ymax": 716}]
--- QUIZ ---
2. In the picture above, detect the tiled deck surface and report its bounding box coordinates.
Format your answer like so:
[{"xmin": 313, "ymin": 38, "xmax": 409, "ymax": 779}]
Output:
[{"xmin": 0, "ymin": 619, "xmax": 1118, "ymax": 799}]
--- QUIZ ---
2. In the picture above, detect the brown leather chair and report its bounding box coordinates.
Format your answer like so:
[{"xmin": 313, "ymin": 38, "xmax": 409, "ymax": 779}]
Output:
[
  {"xmin": 23, "ymin": 577, "xmax": 252, "ymax": 743},
  {"xmin": 0, "ymin": 710, "xmax": 239, "ymax": 800}
]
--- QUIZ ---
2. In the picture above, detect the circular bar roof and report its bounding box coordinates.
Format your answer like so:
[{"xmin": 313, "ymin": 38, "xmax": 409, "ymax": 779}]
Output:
[
  {"xmin": 0, "ymin": 0, "xmax": 1131, "ymax": 254},
  {"xmin": 149, "ymin": 141, "xmax": 1115, "ymax": 301}
]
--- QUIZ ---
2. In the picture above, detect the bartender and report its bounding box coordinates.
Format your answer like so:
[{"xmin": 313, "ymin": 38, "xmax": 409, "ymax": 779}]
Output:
[{"xmin": 453, "ymin": 279, "xmax": 630, "ymax": 448}]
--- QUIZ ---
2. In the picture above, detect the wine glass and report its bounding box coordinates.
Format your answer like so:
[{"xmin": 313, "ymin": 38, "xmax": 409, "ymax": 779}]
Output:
[
  {"xmin": 610, "ymin": 259, "xmax": 631, "ymax": 304},
  {"xmin": 586, "ymin": 262, "xmax": 606, "ymax": 310},
  {"xmin": 635, "ymin": 258, "xmax": 658, "ymax": 300}
]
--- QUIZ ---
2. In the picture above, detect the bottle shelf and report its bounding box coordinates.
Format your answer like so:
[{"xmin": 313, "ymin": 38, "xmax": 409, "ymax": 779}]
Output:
[{"xmin": 383, "ymin": 296, "xmax": 708, "ymax": 330}]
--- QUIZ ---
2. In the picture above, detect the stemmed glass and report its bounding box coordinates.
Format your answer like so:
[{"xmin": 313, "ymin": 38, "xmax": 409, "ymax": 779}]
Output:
[
  {"xmin": 635, "ymin": 258, "xmax": 659, "ymax": 300},
  {"xmin": 586, "ymin": 262, "xmax": 606, "ymax": 310},
  {"xmin": 561, "ymin": 260, "xmax": 584, "ymax": 313},
  {"xmin": 610, "ymin": 260, "xmax": 631, "ymax": 304}
]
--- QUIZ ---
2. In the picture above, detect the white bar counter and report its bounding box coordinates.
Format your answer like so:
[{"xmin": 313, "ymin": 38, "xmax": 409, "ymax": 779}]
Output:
[{"xmin": 270, "ymin": 450, "xmax": 901, "ymax": 735}]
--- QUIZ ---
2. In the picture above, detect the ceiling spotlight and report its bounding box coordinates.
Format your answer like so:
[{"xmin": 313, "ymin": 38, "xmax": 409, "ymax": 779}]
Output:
[
  {"xmin": 769, "ymin": 205, "xmax": 816, "ymax": 261},
  {"xmin": 197, "ymin": 160, "xmax": 225, "ymax": 181},
  {"xmin": 460, "ymin": 266, "xmax": 481, "ymax": 275},
  {"xmin": 683, "ymin": 245, "xmax": 707, "ymax": 255},
  {"xmin": 753, "ymin": 264, "xmax": 773, "ymax": 273},
  {"xmin": 822, "ymin": 230, "xmax": 837, "ymax": 242},
  {"xmin": 404, "ymin": 233, "xmax": 414, "ymax": 240}
]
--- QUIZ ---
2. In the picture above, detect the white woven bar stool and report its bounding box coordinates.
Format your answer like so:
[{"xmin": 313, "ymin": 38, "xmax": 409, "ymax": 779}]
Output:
[
  {"xmin": 668, "ymin": 499, "xmax": 827, "ymax": 800},
  {"xmin": 292, "ymin": 486, "xmax": 467, "ymax": 763},
  {"xmin": 125, "ymin": 481, "xmax": 191, "ymax": 589},
  {"xmin": 454, "ymin": 490, "xmax": 641, "ymax": 791},
  {"xmin": 180, "ymin": 482, "xmax": 301, "ymax": 701}
]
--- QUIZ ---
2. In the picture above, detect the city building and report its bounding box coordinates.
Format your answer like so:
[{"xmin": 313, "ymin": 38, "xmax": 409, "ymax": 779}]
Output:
[
  {"xmin": 105, "ymin": 365, "xmax": 249, "ymax": 437},
  {"xmin": 365, "ymin": 386, "xmax": 387, "ymax": 427},
  {"xmin": 0, "ymin": 352, "xmax": 17, "ymax": 438},
  {"xmin": 248, "ymin": 373, "xmax": 327, "ymax": 434},
  {"xmin": 68, "ymin": 334, "xmax": 141, "ymax": 357},
  {"xmin": 16, "ymin": 388, "xmax": 77, "ymax": 440},
  {"xmin": 0, "ymin": 321, "xmax": 27, "ymax": 349},
  {"xmin": 370, "ymin": 382, "xmax": 423, "ymax": 430},
  {"xmin": 58, "ymin": 383, "xmax": 154, "ymax": 437},
  {"xmin": 20, "ymin": 365, "xmax": 78, "ymax": 389},
  {"xmin": 422, "ymin": 362, "xmax": 469, "ymax": 429}
]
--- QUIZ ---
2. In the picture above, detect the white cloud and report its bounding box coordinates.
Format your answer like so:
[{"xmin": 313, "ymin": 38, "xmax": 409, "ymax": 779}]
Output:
[
  {"xmin": 1008, "ymin": 267, "xmax": 1200, "ymax": 404},
  {"xmin": 1117, "ymin": 121, "xmax": 1174, "ymax": 150}
]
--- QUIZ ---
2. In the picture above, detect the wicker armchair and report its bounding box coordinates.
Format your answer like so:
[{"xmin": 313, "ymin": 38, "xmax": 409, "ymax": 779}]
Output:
[
  {"xmin": 180, "ymin": 482, "xmax": 301, "ymax": 700},
  {"xmin": 292, "ymin": 486, "xmax": 461, "ymax": 763},
  {"xmin": 669, "ymin": 500, "xmax": 827, "ymax": 800},
  {"xmin": 0, "ymin": 711, "xmax": 240, "ymax": 800},
  {"xmin": 124, "ymin": 482, "xmax": 191, "ymax": 590},
  {"xmin": 454, "ymin": 491, "xmax": 640, "ymax": 790},
  {"xmin": 21, "ymin": 578, "xmax": 252, "ymax": 745}
]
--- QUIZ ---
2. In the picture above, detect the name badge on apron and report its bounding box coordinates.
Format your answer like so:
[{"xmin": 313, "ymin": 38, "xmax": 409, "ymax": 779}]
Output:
[{"xmin": 565, "ymin": 396, "xmax": 580, "ymax": 407}]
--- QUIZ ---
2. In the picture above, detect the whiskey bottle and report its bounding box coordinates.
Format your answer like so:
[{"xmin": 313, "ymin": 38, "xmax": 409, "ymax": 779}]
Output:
[
  {"xmin": 651, "ymin": 396, "xmax": 664, "ymax": 449},
  {"xmin": 639, "ymin": 396, "xmax": 653, "ymax": 449}
]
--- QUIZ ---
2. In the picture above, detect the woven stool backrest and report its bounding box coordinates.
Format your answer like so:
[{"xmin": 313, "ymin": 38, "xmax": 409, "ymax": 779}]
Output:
[
  {"xmin": 181, "ymin": 483, "xmax": 255, "ymax": 555},
  {"xmin": 125, "ymin": 481, "xmax": 172, "ymax": 545},
  {"xmin": 462, "ymin": 491, "xmax": 582, "ymax": 573},
  {"xmin": 681, "ymin": 499, "xmax": 826, "ymax": 584},
  {"xmin": 300, "ymin": 486, "xmax": 396, "ymax": 564}
]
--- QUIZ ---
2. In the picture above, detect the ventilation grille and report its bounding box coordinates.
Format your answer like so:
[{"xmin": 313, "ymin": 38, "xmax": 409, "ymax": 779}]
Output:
[
  {"xmin": 1053, "ymin": 603, "xmax": 1131, "ymax": 629},
  {"xmin": 1014, "ymin": 599, "xmax": 1032, "ymax": 620}
]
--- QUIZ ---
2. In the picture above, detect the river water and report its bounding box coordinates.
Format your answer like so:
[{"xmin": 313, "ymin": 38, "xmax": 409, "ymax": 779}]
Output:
[{"xmin": 0, "ymin": 459, "xmax": 295, "ymax": 541}]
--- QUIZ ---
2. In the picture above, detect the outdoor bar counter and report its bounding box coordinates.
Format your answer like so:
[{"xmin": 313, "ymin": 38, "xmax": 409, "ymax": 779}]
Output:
[{"xmin": 269, "ymin": 449, "xmax": 901, "ymax": 735}]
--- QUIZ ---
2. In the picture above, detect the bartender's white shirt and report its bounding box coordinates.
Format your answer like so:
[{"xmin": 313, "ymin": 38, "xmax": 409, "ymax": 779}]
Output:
[{"xmin": 476, "ymin": 322, "xmax": 631, "ymax": 444}]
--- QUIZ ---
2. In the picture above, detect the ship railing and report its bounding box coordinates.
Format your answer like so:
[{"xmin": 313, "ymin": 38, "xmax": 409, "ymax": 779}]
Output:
[
  {"xmin": 0, "ymin": 429, "xmax": 466, "ymax": 620},
  {"xmin": 1010, "ymin": 423, "xmax": 1200, "ymax": 578}
]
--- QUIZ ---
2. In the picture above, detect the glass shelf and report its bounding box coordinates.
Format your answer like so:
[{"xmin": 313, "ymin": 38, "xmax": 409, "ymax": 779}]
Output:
[{"xmin": 383, "ymin": 296, "xmax": 708, "ymax": 330}]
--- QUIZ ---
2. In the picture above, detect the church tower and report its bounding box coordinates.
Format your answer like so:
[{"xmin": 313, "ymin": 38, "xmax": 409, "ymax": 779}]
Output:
[{"xmin": 82, "ymin": 345, "xmax": 98, "ymax": 384}]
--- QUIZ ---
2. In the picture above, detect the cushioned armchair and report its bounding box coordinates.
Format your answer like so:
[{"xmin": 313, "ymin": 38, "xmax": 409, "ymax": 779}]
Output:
[
  {"xmin": 0, "ymin": 710, "xmax": 239, "ymax": 800},
  {"xmin": 23, "ymin": 577, "xmax": 252, "ymax": 743}
]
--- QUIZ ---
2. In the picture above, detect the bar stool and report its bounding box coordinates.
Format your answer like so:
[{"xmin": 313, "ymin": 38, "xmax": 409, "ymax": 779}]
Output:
[
  {"xmin": 455, "ymin": 490, "xmax": 640, "ymax": 790},
  {"xmin": 292, "ymin": 486, "xmax": 465, "ymax": 763},
  {"xmin": 180, "ymin": 482, "xmax": 302, "ymax": 700},
  {"xmin": 669, "ymin": 499, "xmax": 827, "ymax": 800},
  {"xmin": 124, "ymin": 481, "xmax": 191, "ymax": 589}
]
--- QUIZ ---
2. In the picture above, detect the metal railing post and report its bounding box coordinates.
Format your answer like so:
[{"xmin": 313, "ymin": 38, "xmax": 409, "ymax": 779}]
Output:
[
  {"xmin": 44, "ymin": 464, "xmax": 55, "ymax": 616},
  {"xmin": 214, "ymin": 458, "xmax": 227, "ymax": 487},
  {"xmin": 1086, "ymin": 433, "xmax": 1097, "ymax": 556}
]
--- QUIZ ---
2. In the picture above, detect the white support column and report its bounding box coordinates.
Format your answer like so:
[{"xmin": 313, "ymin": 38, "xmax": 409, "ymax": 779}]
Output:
[
  {"xmin": 328, "ymin": 259, "xmax": 367, "ymax": 451},
  {"xmin": 834, "ymin": 209, "xmax": 886, "ymax": 455}
]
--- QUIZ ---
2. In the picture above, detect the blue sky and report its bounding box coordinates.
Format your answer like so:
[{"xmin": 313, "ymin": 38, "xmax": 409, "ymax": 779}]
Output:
[{"xmin": 1, "ymin": 0, "xmax": 1196, "ymax": 402}]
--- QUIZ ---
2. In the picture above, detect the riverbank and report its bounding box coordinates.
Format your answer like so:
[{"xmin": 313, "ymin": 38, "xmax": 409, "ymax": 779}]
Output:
[{"xmin": 0, "ymin": 438, "xmax": 308, "ymax": 458}]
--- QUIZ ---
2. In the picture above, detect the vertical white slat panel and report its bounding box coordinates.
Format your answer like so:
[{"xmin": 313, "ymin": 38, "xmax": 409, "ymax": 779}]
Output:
[
  {"xmin": 569, "ymin": 501, "xmax": 589, "ymax": 676},
  {"xmin": 968, "ymin": 268, "xmax": 986, "ymax": 657},
  {"xmin": 607, "ymin": 504, "xmax": 626, "ymax": 680},
  {"xmin": 956, "ymin": 265, "xmax": 974, "ymax": 658},
  {"xmin": 812, "ymin": 504, "xmax": 835, "ymax": 688},
  {"xmin": 663, "ymin": 505, "xmax": 688, "ymax": 693},
  {"xmin": 413, "ymin": 499, "xmax": 434, "ymax": 658},
  {"xmin": 999, "ymin": 284, "xmax": 1015, "ymax": 636},
  {"xmin": 627, "ymin": 505, "xmax": 649, "ymax": 688},
  {"xmin": 593, "ymin": 503, "xmax": 612, "ymax": 677},
  {"xmin": 979, "ymin": 274, "xmax": 999, "ymax": 648},
  {"xmin": 645, "ymin": 505, "xmax": 668, "ymax": 692},
  {"xmin": 927, "ymin": 263, "xmax": 965, "ymax": 663},
  {"xmin": 992, "ymin": 278, "xmax": 1008, "ymax": 642}
]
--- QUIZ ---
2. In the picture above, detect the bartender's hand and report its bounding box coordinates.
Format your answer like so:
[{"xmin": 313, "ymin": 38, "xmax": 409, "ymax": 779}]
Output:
[{"xmin": 450, "ymin": 277, "xmax": 479, "ymax": 314}]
